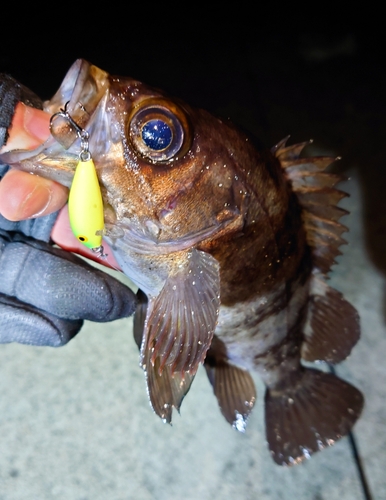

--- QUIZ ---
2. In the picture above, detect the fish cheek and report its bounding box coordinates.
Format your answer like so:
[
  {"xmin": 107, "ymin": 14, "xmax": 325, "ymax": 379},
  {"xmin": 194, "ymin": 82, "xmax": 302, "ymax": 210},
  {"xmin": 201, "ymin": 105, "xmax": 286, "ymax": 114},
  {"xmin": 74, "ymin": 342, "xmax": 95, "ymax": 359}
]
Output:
[{"xmin": 160, "ymin": 174, "xmax": 242, "ymax": 237}]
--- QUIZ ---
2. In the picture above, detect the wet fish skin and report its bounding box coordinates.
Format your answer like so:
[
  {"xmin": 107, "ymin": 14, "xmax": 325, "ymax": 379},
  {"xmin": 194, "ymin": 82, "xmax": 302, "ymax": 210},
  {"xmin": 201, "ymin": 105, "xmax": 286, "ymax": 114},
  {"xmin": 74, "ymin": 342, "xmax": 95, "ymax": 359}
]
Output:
[{"xmin": 0, "ymin": 60, "xmax": 363, "ymax": 465}]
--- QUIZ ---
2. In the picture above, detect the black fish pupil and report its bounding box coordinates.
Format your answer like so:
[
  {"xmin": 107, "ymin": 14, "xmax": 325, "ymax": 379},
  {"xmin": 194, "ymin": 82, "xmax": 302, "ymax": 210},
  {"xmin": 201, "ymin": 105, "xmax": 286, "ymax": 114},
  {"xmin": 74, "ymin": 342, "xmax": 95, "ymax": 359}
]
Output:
[{"xmin": 142, "ymin": 119, "xmax": 172, "ymax": 151}]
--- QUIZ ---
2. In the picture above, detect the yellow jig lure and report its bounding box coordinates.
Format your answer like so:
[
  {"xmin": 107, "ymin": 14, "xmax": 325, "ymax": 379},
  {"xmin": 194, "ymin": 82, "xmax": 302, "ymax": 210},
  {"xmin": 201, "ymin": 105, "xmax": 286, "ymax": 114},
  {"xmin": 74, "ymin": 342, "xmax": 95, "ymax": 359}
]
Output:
[
  {"xmin": 50, "ymin": 102, "xmax": 106, "ymax": 257},
  {"xmin": 68, "ymin": 156, "xmax": 104, "ymax": 250}
]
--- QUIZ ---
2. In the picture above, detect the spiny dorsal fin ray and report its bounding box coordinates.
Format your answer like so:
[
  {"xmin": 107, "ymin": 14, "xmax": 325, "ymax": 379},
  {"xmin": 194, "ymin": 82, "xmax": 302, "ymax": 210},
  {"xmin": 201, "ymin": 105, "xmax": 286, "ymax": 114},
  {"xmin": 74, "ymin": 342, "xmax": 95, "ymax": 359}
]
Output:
[
  {"xmin": 302, "ymin": 203, "xmax": 349, "ymax": 223},
  {"xmin": 306, "ymin": 241, "xmax": 343, "ymax": 275},
  {"xmin": 265, "ymin": 368, "xmax": 363, "ymax": 465},
  {"xmin": 275, "ymin": 141, "xmax": 347, "ymax": 277},
  {"xmin": 304, "ymin": 215, "xmax": 347, "ymax": 274},
  {"xmin": 301, "ymin": 275, "xmax": 360, "ymax": 363},
  {"xmin": 281, "ymin": 156, "xmax": 336, "ymax": 172},
  {"xmin": 273, "ymin": 138, "xmax": 311, "ymax": 161},
  {"xmin": 274, "ymin": 140, "xmax": 360, "ymax": 362},
  {"xmin": 204, "ymin": 337, "xmax": 257, "ymax": 432},
  {"xmin": 270, "ymin": 135, "xmax": 291, "ymax": 155},
  {"xmin": 133, "ymin": 289, "xmax": 195, "ymax": 423},
  {"xmin": 296, "ymin": 187, "xmax": 348, "ymax": 212},
  {"xmin": 287, "ymin": 171, "xmax": 343, "ymax": 189},
  {"xmin": 141, "ymin": 249, "xmax": 220, "ymax": 376},
  {"xmin": 304, "ymin": 211, "xmax": 348, "ymax": 237}
]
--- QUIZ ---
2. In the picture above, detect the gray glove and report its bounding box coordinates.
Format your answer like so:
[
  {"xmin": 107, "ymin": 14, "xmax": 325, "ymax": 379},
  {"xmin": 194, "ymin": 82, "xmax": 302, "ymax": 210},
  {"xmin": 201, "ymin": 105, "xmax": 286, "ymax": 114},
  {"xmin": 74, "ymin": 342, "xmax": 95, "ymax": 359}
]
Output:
[{"xmin": 0, "ymin": 74, "xmax": 136, "ymax": 347}]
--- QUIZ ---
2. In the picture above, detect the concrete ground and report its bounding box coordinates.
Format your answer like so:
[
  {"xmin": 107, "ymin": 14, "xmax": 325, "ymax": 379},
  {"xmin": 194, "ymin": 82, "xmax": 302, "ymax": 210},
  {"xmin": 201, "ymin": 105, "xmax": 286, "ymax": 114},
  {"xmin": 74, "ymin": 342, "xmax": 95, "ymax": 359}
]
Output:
[{"xmin": 1, "ymin": 9, "xmax": 384, "ymax": 500}]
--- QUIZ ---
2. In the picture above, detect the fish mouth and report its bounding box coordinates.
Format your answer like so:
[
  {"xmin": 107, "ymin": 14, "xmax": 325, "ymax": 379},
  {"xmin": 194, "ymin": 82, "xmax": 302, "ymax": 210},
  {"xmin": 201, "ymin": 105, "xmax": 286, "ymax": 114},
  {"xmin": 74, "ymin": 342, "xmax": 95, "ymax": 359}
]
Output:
[
  {"xmin": 0, "ymin": 59, "xmax": 110, "ymax": 187},
  {"xmin": 46, "ymin": 59, "xmax": 109, "ymax": 150}
]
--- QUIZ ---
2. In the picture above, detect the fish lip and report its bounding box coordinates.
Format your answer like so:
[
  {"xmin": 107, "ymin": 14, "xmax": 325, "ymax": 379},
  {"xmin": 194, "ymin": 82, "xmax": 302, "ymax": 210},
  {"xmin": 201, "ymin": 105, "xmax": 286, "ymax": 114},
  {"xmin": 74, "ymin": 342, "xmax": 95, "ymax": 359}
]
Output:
[
  {"xmin": 46, "ymin": 59, "xmax": 109, "ymax": 150},
  {"xmin": 0, "ymin": 59, "xmax": 110, "ymax": 186}
]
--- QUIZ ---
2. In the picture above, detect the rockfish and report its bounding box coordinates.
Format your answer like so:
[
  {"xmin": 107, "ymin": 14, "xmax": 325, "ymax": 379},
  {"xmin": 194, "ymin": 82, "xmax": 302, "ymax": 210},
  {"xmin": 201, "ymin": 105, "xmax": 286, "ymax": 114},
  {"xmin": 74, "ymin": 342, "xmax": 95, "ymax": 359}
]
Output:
[{"xmin": 0, "ymin": 59, "xmax": 363, "ymax": 465}]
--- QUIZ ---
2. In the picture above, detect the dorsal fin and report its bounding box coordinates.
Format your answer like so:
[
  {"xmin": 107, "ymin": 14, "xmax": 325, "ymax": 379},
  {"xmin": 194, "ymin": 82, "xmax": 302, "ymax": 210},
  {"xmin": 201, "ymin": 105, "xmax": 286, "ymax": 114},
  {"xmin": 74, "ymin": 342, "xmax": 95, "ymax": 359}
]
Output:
[
  {"xmin": 273, "ymin": 139, "xmax": 311, "ymax": 161},
  {"xmin": 273, "ymin": 138, "xmax": 347, "ymax": 276},
  {"xmin": 273, "ymin": 138, "xmax": 360, "ymax": 363}
]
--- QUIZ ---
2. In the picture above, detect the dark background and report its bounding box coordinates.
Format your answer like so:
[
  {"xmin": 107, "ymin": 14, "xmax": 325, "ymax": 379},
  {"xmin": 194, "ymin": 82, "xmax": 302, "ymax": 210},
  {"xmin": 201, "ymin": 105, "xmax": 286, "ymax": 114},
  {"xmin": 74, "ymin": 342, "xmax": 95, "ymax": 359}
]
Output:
[{"xmin": 2, "ymin": 7, "xmax": 385, "ymax": 276}]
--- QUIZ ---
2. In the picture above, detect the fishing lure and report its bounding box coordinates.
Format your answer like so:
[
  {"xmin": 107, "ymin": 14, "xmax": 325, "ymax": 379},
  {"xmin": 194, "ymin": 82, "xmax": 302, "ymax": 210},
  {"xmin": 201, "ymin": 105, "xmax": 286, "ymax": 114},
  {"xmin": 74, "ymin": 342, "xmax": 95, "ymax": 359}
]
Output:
[{"xmin": 50, "ymin": 103, "xmax": 106, "ymax": 257}]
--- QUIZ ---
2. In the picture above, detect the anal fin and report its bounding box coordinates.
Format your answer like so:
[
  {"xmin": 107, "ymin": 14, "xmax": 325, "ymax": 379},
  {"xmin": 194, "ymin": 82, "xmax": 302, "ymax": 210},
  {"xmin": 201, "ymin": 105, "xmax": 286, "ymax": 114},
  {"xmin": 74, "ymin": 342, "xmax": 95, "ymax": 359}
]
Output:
[
  {"xmin": 301, "ymin": 276, "xmax": 360, "ymax": 363},
  {"xmin": 204, "ymin": 337, "xmax": 257, "ymax": 432},
  {"xmin": 265, "ymin": 367, "xmax": 363, "ymax": 465}
]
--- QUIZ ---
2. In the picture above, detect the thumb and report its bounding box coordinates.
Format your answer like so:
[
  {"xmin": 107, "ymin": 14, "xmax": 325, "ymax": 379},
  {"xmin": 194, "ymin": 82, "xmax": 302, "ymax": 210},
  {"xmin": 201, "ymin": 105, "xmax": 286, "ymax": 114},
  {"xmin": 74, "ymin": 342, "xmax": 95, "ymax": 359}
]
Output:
[{"xmin": 0, "ymin": 102, "xmax": 50, "ymax": 153}]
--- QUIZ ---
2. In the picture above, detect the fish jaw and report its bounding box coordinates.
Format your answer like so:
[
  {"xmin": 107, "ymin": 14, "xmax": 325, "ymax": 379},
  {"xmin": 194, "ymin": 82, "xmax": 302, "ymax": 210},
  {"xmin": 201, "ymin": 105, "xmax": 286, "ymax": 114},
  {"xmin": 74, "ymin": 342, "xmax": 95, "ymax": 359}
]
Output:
[{"xmin": 0, "ymin": 59, "xmax": 111, "ymax": 187}]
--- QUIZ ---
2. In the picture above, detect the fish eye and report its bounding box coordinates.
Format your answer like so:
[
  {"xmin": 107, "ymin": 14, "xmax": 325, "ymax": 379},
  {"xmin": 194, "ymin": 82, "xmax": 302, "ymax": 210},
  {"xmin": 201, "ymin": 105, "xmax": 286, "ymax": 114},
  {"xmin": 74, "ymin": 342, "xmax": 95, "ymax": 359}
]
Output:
[
  {"xmin": 128, "ymin": 98, "xmax": 191, "ymax": 162},
  {"xmin": 142, "ymin": 119, "xmax": 173, "ymax": 151}
]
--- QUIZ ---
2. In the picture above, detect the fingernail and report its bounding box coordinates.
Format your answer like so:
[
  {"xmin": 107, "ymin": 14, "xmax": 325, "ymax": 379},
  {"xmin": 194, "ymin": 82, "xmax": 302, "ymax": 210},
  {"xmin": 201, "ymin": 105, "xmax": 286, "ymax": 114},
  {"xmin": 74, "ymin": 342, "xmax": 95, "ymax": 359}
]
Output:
[{"xmin": 19, "ymin": 184, "xmax": 52, "ymax": 219}]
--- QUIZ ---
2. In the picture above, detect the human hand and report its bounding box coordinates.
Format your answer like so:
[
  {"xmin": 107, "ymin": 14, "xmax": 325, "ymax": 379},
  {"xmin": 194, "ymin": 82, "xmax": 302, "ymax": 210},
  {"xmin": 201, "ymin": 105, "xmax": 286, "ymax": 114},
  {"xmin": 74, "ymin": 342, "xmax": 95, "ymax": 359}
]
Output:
[
  {"xmin": 0, "ymin": 101, "xmax": 68, "ymax": 219},
  {"xmin": 0, "ymin": 101, "xmax": 120, "ymax": 268},
  {"xmin": 0, "ymin": 74, "xmax": 135, "ymax": 347}
]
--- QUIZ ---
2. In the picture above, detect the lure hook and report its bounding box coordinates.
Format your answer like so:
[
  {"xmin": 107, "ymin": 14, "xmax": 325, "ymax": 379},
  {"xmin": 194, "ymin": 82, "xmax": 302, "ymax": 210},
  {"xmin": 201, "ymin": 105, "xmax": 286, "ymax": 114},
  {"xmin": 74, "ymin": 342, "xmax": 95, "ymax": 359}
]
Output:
[
  {"xmin": 50, "ymin": 102, "xmax": 91, "ymax": 161},
  {"xmin": 50, "ymin": 102, "xmax": 106, "ymax": 258}
]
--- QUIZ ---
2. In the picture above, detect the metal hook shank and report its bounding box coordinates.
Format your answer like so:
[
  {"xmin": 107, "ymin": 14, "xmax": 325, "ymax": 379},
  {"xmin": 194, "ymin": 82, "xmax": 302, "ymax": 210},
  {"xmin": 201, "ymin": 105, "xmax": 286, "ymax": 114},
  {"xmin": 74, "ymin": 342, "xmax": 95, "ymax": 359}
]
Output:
[{"xmin": 50, "ymin": 101, "xmax": 90, "ymax": 159}]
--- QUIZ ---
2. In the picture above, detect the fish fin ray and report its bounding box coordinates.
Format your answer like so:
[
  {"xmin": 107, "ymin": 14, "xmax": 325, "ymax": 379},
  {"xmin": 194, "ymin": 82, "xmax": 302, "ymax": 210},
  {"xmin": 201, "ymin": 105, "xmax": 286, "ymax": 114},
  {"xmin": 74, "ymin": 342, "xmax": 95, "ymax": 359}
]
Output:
[
  {"xmin": 281, "ymin": 157, "xmax": 336, "ymax": 172},
  {"xmin": 133, "ymin": 291, "xmax": 194, "ymax": 422},
  {"xmin": 133, "ymin": 288, "xmax": 147, "ymax": 349},
  {"xmin": 302, "ymin": 276, "xmax": 360, "ymax": 363},
  {"xmin": 265, "ymin": 368, "xmax": 363, "ymax": 465},
  {"xmin": 275, "ymin": 143, "xmax": 348, "ymax": 276},
  {"xmin": 270, "ymin": 135, "xmax": 291, "ymax": 155},
  {"xmin": 275, "ymin": 140, "xmax": 311, "ymax": 160},
  {"xmin": 205, "ymin": 355, "xmax": 257, "ymax": 432},
  {"xmin": 145, "ymin": 352, "xmax": 195, "ymax": 423},
  {"xmin": 144, "ymin": 249, "xmax": 220, "ymax": 375}
]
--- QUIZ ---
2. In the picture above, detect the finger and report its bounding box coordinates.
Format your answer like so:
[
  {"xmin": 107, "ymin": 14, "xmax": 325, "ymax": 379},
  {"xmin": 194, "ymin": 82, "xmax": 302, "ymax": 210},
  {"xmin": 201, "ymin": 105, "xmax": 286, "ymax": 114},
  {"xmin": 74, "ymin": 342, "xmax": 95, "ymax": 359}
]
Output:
[
  {"xmin": 0, "ymin": 294, "xmax": 82, "ymax": 347},
  {"xmin": 0, "ymin": 236, "xmax": 136, "ymax": 322},
  {"xmin": 0, "ymin": 102, "xmax": 50, "ymax": 153},
  {"xmin": 51, "ymin": 206, "xmax": 122, "ymax": 271},
  {"xmin": 0, "ymin": 169, "xmax": 68, "ymax": 220}
]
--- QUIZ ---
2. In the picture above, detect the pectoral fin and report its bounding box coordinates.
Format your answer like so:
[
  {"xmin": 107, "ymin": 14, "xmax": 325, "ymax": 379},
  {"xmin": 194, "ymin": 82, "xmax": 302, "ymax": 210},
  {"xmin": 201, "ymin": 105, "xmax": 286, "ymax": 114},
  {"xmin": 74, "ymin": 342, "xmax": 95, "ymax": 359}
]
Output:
[
  {"xmin": 134, "ymin": 289, "xmax": 195, "ymax": 422},
  {"xmin": 145, "ymin": 354, "xmax": 195, "ymax": 423},
  {"xmin": 141, "ymin": 249, "xmax": 220, "ymax": 376},
  {"xmin": 134, "ymin": 250, "xmax": 220, "ymax": 422}
]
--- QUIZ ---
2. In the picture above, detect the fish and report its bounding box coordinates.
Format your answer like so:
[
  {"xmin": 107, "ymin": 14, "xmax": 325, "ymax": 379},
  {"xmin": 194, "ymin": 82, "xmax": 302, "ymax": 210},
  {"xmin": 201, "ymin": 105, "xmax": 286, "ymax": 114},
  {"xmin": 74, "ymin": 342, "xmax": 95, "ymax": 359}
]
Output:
[{"xmin": 0, "ymin": 59, "xmax": 363, "ymax": 465}]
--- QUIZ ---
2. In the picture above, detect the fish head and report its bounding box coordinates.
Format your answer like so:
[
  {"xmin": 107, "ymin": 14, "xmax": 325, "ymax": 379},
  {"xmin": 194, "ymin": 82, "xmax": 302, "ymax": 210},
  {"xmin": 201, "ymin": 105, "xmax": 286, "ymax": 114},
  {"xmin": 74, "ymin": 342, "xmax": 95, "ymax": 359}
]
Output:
[{"xmin": 1, "ymin": 59, "xmax": 249, "ymax": 257}]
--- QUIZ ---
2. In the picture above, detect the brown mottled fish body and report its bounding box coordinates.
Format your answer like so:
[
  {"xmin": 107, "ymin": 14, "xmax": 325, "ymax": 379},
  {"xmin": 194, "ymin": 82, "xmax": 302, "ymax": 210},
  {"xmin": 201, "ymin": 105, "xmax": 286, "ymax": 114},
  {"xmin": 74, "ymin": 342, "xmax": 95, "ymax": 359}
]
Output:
[{"xmin": 0, "ymin": 60, "xmax": 363, "ymax": 465}]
